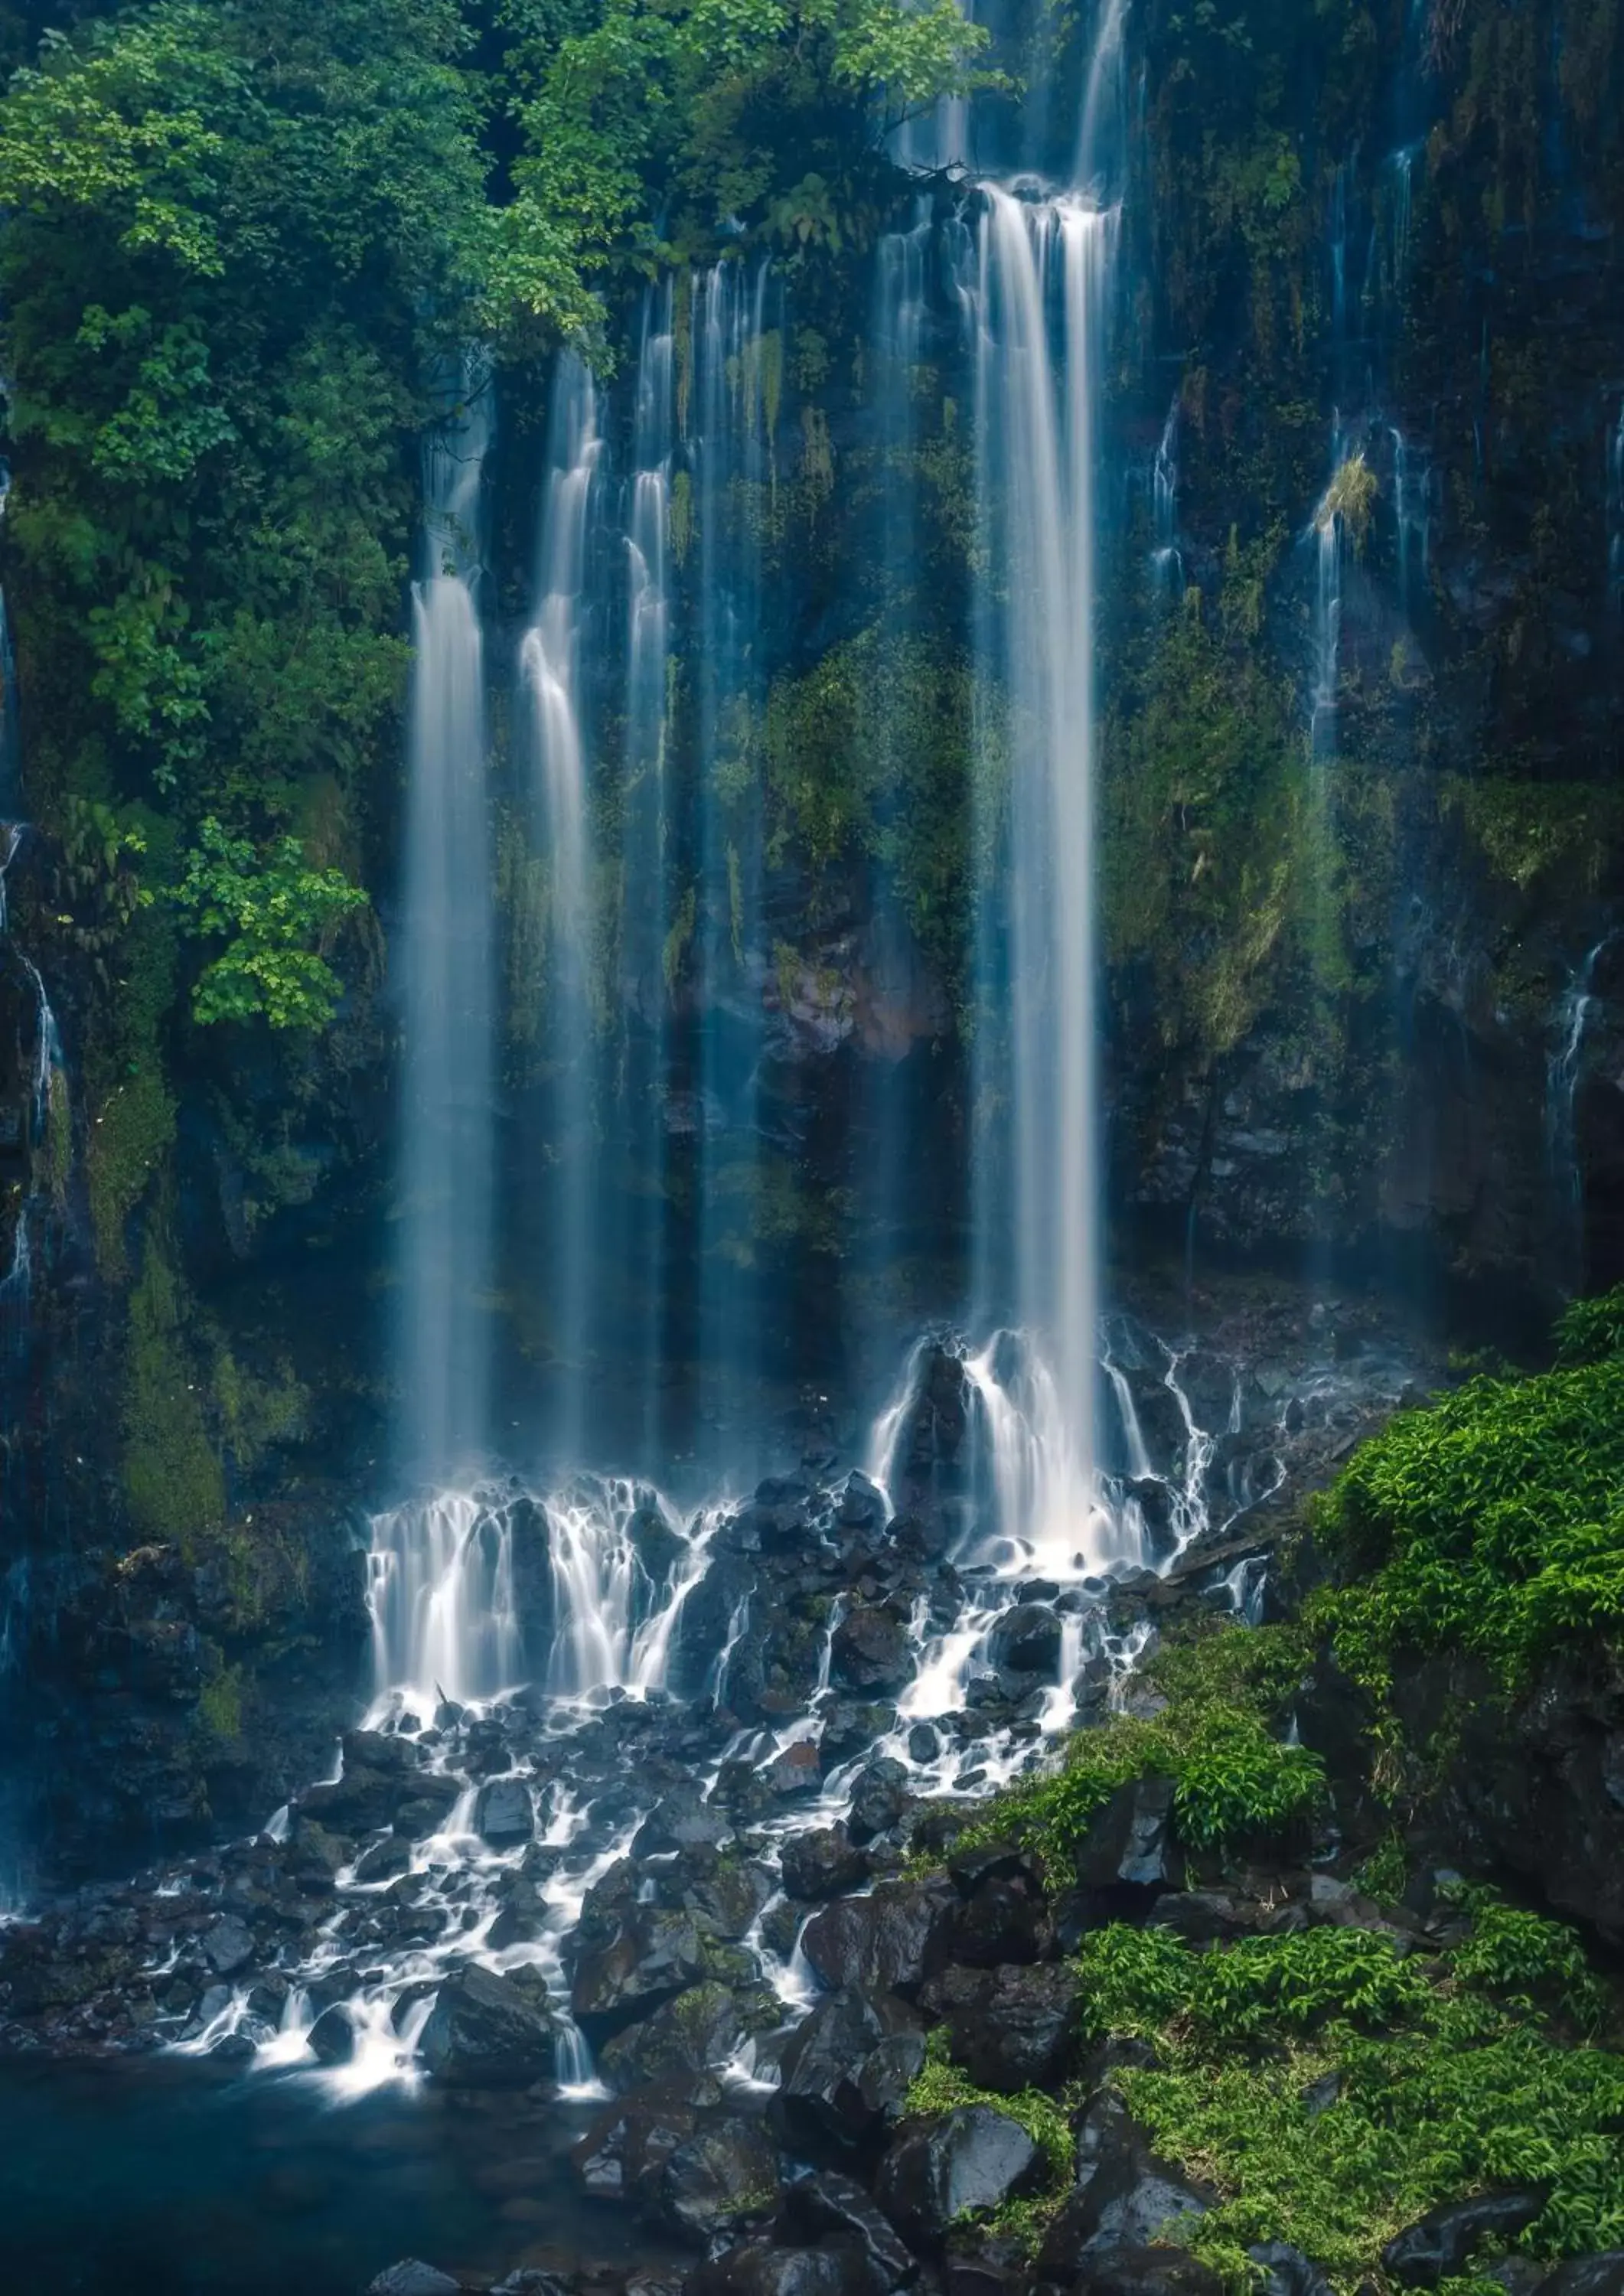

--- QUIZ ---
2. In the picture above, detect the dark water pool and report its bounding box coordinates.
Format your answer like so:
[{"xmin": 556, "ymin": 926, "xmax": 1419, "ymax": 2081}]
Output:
[{"xmin": 0, "ymin": 2058, "xmax": 663, "ymax": 2294}]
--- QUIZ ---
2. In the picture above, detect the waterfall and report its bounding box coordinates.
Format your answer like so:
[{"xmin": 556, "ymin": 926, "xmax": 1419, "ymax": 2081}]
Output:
[
  {"xmin": 1151, "ymin": 394, "xmax": 1182, "ymax": 596},
  {"xmin": 394, "ymin": 364, "xmax": 495, "ymax": 1490},
  {"xmin": 690, "ymin": 259, "xmax": 776, "ymax": 1443},
  {"xmin": 1311, "ymin": 472, "xmax": 1345, "ymax": 764},
  {"xmin": 522, "ymin": 353, "xmax": 604, "ymax": 1461},
  {"xmin": 1609, "ymin": 398, "xmax": 1624, "ymax": 618},
  {"xmin": 1547, "ymin": 933, "xmax": 1614, "ymax": 1286},
  {"xmin": 368, "ymin": 1492, "xmax": 519, "ymax": 1713},
  {"xmin": 961, "ymin": 0, "xmax": 1122, "ymax": 1578},
  {"xmin": 620, "ymin": 288, "xmax": 677, "ymax": 1469}
]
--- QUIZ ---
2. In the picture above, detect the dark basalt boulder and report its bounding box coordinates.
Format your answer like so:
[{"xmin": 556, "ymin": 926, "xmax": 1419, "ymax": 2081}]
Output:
[
  {"xmin": 658, "ymin": 2115, "xmax": 783, "ymax": 2242},
  {"xmin": 1244, "ymin": 2245, "xmax": 1336, "ymax": 2296},
  {"xmin": 633, "ymin": 1797, "xmax": 736, "ymax": 1857},
  {"xmin": 876, "ymin": 2106, "xmax": 1041, "ymax": 2249},
  {"xmin": 781, "ymin": 1824, "xmax": 870, "ymax": 1902},
  {"xmin": 801, "ymin": 1880, "xmax": 958, "ymax": 1997},
  {"xmin": 572, "ymin": 1905, "xmax": 712, "ymax": 2036},
  {"xmin": 846, "ymin": 1763, "xmax": 911, "ymax": 1846},
  {"xmin": 1532, "ymin": 2259, "xmax": 1624, "ymax": 2296},
  {"xmin": 1069, "ymin": 2245, "xmax": 1225, "ymax": 2296},
  {"xmin": 201, "ymin": 1913, "xmax": 256, "ymax": 1975},
  {"xmin": 780, "ymin": 2171, "xmax": 918, "ymax": 2288},
  {"xmin": 474, "ymin": 1778, "xmax": 533, "ymax": 1847},
  {"xmin": 419, "ymin": 1964, "xmax": 556, "ymax": 2086},
  {"xmin": 833, "ymin": 1608, "xmax": 913, "ymax": 1695},
  {"xmin": 1035, "ymin": 2094, "xmax": 1210, "ymax": 2277},
  {"xmin": 950, "ymin": 1874, "xmax": 1050, "ymax": 1968},
  {"xmin": 838, "ymin": 1475, "xmax": 889, "ymax": 1537},
  {"xmin": 307, "ymin": 2001, "xmax": 357, "ymax": 2063},
  {"xmin": 1068, "ymin": 1778, "xmax": 1176, "ymax": 1893},
  {"xmin": 986, "ymin": 1604, "xmax": 1063, "ymax": 1683},
  {"xmin": 598, "ymin": 1981, "xmax": 778, "ymax": 2102},
  {"xmin": 1382, "ymin": 2192, "xmax": 1550, "ymax": 2288},
  {"xmin": 771, "ymin": 1987, "xmax": 927, "ymax": 2161},
  {"xmin": 919, "ymin": 1962, "xmax": 1080, "ymax": 2092},
  {"xmin": 686, "ymin": 2239, "xmax": 881, "ymax": 2296},
  {"xmin": 367, "ymin": 2264, "xmax": 461, "ymax": 2296},
  {"xmin": 572, "ymin": 2087, "xmax": 699, "ymax": 2204}
]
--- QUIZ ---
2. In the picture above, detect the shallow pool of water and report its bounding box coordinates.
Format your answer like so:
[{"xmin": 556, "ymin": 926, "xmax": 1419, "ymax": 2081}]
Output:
[{"xmin": 0, "ymin": 2056, "xmax": 660, "ymax": 2294}]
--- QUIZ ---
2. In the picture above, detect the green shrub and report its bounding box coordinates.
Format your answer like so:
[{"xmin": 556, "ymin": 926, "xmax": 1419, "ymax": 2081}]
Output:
[
  {"xmin": 952, "ymin": 1624, "xmax": 1322, "ymax": 1876},
  {"xmin": 1309, "ymin": 1288, "xmax": 1624, "ymax": 1688},
  {"xmin": 1075, "ymin": 1903, "xmax": 1624, "ymax": 2290}
]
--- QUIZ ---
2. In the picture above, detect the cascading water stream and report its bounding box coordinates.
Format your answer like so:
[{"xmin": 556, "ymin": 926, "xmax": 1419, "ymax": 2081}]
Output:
[
  {"xmin": 1547, "ymin": 932, "xmax": 1615, "ymax": 1287},
  {"xmin": 620, "ymin": 286, "xmax": 677, "ymax": 1468},
  {"xmin": 396, "ymin": 361, "xmax": 495, "ymax": 1494},
  {"xmin": 967, "ymin": 181, "xmax": 1116, "ymax": 1577},
  {"xmin": 690, "ymin": 259, "xmax": 777, "ymax": 1449},
  {"xmin": 523, "ymin": 354, "xmax": 605, "ymax": 1460}
]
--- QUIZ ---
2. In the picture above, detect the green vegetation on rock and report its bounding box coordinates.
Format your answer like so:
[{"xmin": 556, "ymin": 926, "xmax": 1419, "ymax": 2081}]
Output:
[
  {"xmin": 1077, "ymin": 1897, "xmax": 1624, "ymax": 2289},
  {"xmin": 951, "ymin": 1623, "xmax": 1322, "ymax": 1875},
  {"xmin": 1308, "ymin": 1287, "xmax": 1624, "ymax": 1694}
]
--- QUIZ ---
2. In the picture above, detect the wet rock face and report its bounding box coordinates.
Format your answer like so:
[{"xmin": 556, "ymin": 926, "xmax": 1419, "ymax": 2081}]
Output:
[{"xmin": 1381, "ymin": 2193, "xmax": 1550, "ymax": 2289}]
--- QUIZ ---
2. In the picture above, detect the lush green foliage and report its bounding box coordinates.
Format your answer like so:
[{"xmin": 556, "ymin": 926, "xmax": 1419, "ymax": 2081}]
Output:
[
  {"xmin": 171, "ymin": 817, "xmax": 369, "ymax": 1029},
  {"xmin": 952, "ymin": 1624, "xmax": 1322, "ymax": 1876},
  {"xmin": 1076, "ymin": 1902, "xmax": 1624, "ymax": 2288},
  {"xmin": 498, "ymin": 0, "xmax": 985, "ymax": 334},
  {"xmin": 1309, "ymin": 1288, "xmax": 1624, "ymax": 1690}
]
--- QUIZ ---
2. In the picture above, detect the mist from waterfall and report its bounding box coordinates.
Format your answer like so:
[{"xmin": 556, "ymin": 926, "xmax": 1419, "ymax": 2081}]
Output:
[{"xmin": 396, "ymin": 364, "xmax": 494, "ymax": 1492}]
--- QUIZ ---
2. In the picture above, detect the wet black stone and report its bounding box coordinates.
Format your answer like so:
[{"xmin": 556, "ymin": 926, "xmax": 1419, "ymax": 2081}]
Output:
[
  {"xmin": 1383, "ymin": 2193, "xmax": 1550, "ymax": 2288},
  {"xmin": 781, "ymin": 1825, "xmax": 870, "ymax": 1902},
  {"xmin": 419, "ymin": 1964, "xmax": 556, "ymax": 2086},
  {"xmin": 876, "ymin": 2106, "xmax": 1041, "ymax": 2249}
]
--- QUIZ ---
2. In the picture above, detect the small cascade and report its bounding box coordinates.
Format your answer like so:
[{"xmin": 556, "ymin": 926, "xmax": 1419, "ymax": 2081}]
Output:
[
  {"xmin": 1309, "ymin": 450, "xmax": 1348, "ymax": 766},
  {"xmin": 1609, "ymin": 397, "xmax": 1624, "ymax": 617},
  {"xmin": 1150, "ymin": 394, "xmax": 1182, "ymax": 596},
  {"xmin": 1391, "ymin": 426, "xmax": 1431, "ymax": 616},
  {"xmin": 367, "ymin": 1492, "xmax": 520, "ymax": 1715},
  {"xmin": 1547, "ymin": 933, "xmax": 1614, "ymax": 1286},
  {"xmin": 619, "ymin": 286, "xmax": 677, "ymax": 1468},
  {"xmin": 522, "ymin": 354, "xmax": 605, "ymax": 1459},
  {"xmin": 545, "ymin": 1477, "xmax": 717, "ymax": 1698},
  {"xmin": 396, "ymin": 359, "xmax": 495, "ymax": 1492}
]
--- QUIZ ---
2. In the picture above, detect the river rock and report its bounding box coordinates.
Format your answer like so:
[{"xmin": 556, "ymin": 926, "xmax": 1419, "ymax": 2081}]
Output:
[
  {"xmin": 919, "ymin": 1962, "xmax": 1080, "ymax": 2091},
  {"xmin": 1069, "ymin": 2247, "xmax": 1225, "ymax": 2296},
  {"xmin": 876, "ymin": 2106, "xmax": 1041, "ymax": 2248},
  {"xmin": 307, "ymin": 2002, "xmax": 356, "ymax": 2064},
  {"xmin": 781, "ymin": 1825, "xmax": 870, "ymax": 1901},
  {"xmin": 1382, "ymin": 2192, "xmax": 1550, "ymax": 2287},
  {"xmin": 772, "ymin": 1987, "xmax": 927, "ymax": 2161},
  {"xmin": 1533, "ymin": 2261, "xmax": 1624, "ymax": 2296},
  {"xmin": 1245, "ymin": 2244, "xmax": 1337, "ymax": 2296},
  {"xmin": 572, "ymin": 1905, "xmax": 712, "ymax": 2036},
  {"xmin": 986, "ymin": 1605, "xmax": 1062, "ymax": 1683},
  {"xmin": 419, "ymin": 1964, "xmax": 556, "ymax": 2086},
  {"xmin": 474, "ymin": 1778, "xmax": 533, "ymax": 1847},
  {"xmin": 687, "ymin": 2239, "xmax": 880, "ymax": 2296},
  {"xmin": 846, "ymin": 1763, "xmax": 910, "ymax": 1845},
  {"xmin": 202, "ymin": 1914, "xmax": 256, "ymax": 1976},
  {"xmin": 659, "ymin": 2115, "xmax": 784, "ymax": 2242},
  {"xmin": 800, "ymin": 1880, "xmax": 957, "ymax": 1996},
  {"xmin": 366, "ymin": 2268, "xmax": 461, "ymax": 2296},
  {"xmin": 832, "ymin": 1608, "xmax": 912, "ymax": 1694},
  {"xmin": 598, "ymin": 1981, "xmax": 762, "ymax": 2100},
  {"xmin": 780, "ymin": 2170, "xmax": 917, "ymax": 2289}
]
